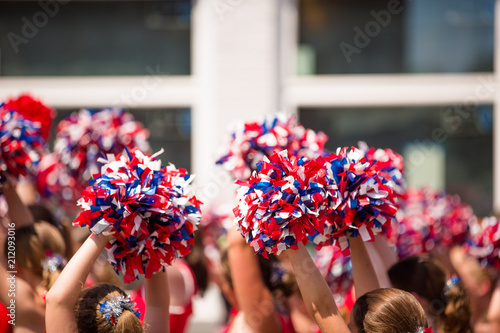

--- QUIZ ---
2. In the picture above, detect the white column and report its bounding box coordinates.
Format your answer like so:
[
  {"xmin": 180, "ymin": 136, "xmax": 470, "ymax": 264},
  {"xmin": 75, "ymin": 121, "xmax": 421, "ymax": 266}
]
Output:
[
  {"xmin": 191, "ymin": 0, "xmax": 298, "ymax": 205},
  {"xmin": 494, "ymin": 0, "xmax": 500, "ymax": 214}
]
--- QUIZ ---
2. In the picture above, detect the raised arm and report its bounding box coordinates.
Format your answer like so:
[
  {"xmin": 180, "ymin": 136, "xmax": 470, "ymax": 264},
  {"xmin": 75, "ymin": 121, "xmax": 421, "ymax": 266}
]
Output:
[
  {"xmin": 227, "ymin": 226, "xmax": 281, "ymax": 333},
  {"xmin": 143, "ymin": 270, "xmax": 170, "ymax": 333},
  {"xmin": 286, "ymin": 243, "xmax": 350, "ymax": 333},
  {"xmin": 349, "ymin": 236, "xmax": 380, "ymax": 298},
  {"xmin": 365, "ymin": 235, "xmax": 395, "ymax": 289},
  {"xmin": 45, "ymin": 232, "xmax": 110, "ymax": 333},
  {"xmin": 487, "ymin": 279, "xmax": 500, "ymax": 333},
  {"xmin": 2, "ymin": 179, "xmax": 34, "ymax": 229}
]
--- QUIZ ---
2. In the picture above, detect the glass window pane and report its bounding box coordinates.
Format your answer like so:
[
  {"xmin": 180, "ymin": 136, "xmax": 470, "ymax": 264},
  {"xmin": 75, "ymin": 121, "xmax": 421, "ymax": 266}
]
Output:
[
  {"xmin": 299, "ymin": 0, "xmax": 494, "ymax": 74},
  {"xmin": 299, "ymin": 106, "xmax": 493, "ymax": 216},
  {"xmin": 51, "ymin": 108, "xmax": 191, "ymax": 170},
  {"xmin": 0, "ymin": 1, "xmax": 191, "ymax": 76}
]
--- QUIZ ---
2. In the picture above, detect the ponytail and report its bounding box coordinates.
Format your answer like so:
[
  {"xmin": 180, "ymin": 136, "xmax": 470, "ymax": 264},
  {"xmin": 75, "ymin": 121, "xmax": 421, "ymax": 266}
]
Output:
[{"xmin": 437, "ymin": 279, "xmax": 472, "ymax": 333}]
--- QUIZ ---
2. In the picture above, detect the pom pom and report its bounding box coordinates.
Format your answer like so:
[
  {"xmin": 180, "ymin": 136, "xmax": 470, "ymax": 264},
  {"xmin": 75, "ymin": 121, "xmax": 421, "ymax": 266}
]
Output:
[
  {"xmin": 41, "ymin": 108, "xmax": 151, "ymax": 208},
  {"xmin": 0, "ymin": 106, "xmax": 46, "ymax": 180},
  {"xmin": 36, "ymin": 153, "xmax": 80, "ymax": 210},
  {"xmin": 217, "ymin": 114, "xmax": 328, "ymax": 181},
  {"xmin": 233, "ymin": 150, "xmax": 335, "ymax": 257},
  {"xmin": 3, "ymin": 94, "xmax": 56, "ymax": 140},
  {"xmin": 310, "ymin": 147, "xmax": 398, "ymax": 254},
  {"xmin": 465, "ymin": 216, "xmax": 500, "ymax": 270},
  {"xmin": 357, "ymin": 141, "xmax": 405, "ymax": 195},
  {"xmin": 74, "ymin": 148, "xmax": 202, "ymax": 283},
  {"xmin": 394, "ymin": 187, "xmax": 474, "ymax": 259},
  {"xmin": 199, "ymin": 203, "xmax": 232, "ymax": 250}
]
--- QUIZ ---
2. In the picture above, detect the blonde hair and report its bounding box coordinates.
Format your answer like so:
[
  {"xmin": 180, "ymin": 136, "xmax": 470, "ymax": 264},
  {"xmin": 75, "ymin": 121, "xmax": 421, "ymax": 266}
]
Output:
[
  {"xmin": 76, "ymin": 284, "xmax": 143, "ymax": 333},
  {"xmin": 15, "ymin": 221, "xmax": 66, "ymax": 290}
]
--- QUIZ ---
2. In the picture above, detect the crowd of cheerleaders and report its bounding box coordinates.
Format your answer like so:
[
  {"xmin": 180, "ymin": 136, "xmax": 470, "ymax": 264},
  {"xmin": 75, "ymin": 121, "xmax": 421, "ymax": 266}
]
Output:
[{"xmin": 0, "ymin": 94, "xmax": 498, "ymax": 332}]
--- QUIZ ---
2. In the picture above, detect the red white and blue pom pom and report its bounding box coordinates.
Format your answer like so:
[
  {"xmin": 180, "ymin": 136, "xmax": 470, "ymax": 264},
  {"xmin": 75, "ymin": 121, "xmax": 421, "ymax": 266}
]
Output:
[
  {"xmin": 199, "ymin": 202, "xmax": 233, "ymax": 264},
  {"xmin": 3, "ymin": 94, "xmax": 56, "ymax": 141},
  {"xmin": 313, "ymin": 245, "xmax": 353, "ymax": 304},
  {"xmin": 465, "ymin": 216, "xmax": 500, "ymax": 270},
  {"xmin": 217, "ymin": 114, "xmax": 328, "ymax": 181},
  {"xmin": 309, "ymin": 147, "xmax": 399, "ymax": 254},
  {"xmin": 233, "ymin": 150, "xmax": 336, "ymax": 257},
  {"xmin": 74, "ymin": 148, "xmax": 202, "ymax": 283},
  {"xmin": 357, "ymin": 141, "xmax": 405, "ymax": 196},
  {"xmin": 394, "ymin": 187, "xmax": 474, "ymax": 259},
  {"xmin": 36, "ymin": 153, "xmax": 80, "ymax": 210},
  {"xmin": 41, "ymin": 108, "xmax": 151, "ymax": 207},
  {"xmin": 0, "ymin": 105, "xmax": 46, "ymax": 180}
]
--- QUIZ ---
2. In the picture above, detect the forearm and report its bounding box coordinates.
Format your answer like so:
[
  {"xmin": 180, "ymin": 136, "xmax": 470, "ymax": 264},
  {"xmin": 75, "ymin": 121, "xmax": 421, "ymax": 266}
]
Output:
[
  {"xmin": 487, "ymin": 279, "xmax": 500, "ymax": 332},
  {"xmin": 227, "ymin": 227, "xmax": 279, "ymax": 332},
  {"xmin": 144, "ymin": 270, "xmax": 170, "ymax": 333},
  {"xmin": 286, "ymin": 243, "xmax": 349, "ymax": 333},
  {"xmin": 2, "ymin": 181, "xmax": 34, "ymax": 228},
  {"xmin": 372, "ymin": 235, "xmax": 398, "ymax": 271},
  {"xmin": 46, "ymin": 233, "xmax": 108, "ymax": 308},
  {"xmin": 349, "ymin": 236, "xmax": 380, "ymax": 298}
]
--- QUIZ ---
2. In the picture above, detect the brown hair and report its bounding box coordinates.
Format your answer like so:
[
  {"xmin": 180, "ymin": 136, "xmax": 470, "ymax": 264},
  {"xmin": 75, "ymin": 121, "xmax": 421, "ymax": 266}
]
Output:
[
  {"xmin": 75, "ymin": 283, "xmax": 143, "ymax": 333},
  {"xmin": 352, "ymin": 288, "xmax": 427, "ymax": 333},
  {"xmin": 29, "ymin": 204, "xmax": 75, "ymax": 259},
  {"xmin": 388, "ymin": 256, "xmax": 472, "ymax": 333},
  {"xmin": 184, "ymin": 228, "xmax": 208, "ymax": 296},
  {"xmin": 14, "ymin": 221, "xmax": 66, "ymax": 290}
]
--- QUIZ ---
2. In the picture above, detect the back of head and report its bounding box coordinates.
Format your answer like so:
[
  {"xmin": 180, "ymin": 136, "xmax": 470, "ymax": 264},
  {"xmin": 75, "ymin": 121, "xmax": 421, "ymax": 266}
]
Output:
[
  {"xmin": 29, "ymin": 204, "xmax": 74, "ymax": 259},
  {"xmin": 388, "ymin": 256, "xmax": 471, "ymax": 333},
  {"xmin": 76, "ymin": 283, "xmax": 143, "ymax": 333},
  {"xmin": 388, "ymin": 256, "xmax": 445, "ymax": 304},
  {"xmin": 353, "ymin": 288, "xmax": 427, "ymax": 333},
  {"xmin": 14, "ymin": 221, "xmax": 66, "ymax": 290}
]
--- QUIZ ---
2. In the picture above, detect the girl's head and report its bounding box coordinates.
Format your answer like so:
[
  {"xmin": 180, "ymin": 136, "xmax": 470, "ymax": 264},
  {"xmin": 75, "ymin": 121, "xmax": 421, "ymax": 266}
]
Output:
[
  {"xmin": 14, "ymin": 221, "xmax": 66, "ymax": 290},
  {"xmin": 349, "ymin": 288, "xmax": 427, "ymax": 333},
  {"xmin": 76, "ymin": 283, "xmax": 142, "ymax": 333},
  {"xmin": 388, "ymin": 256, "xmax": 472, "ymax": 333}
]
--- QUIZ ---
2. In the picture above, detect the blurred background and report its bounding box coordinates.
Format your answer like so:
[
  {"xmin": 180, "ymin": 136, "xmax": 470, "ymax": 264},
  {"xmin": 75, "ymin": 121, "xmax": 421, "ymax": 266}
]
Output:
[{"xmin": 0, "ymin": 0, "xmax": 497, "ymax": 331}]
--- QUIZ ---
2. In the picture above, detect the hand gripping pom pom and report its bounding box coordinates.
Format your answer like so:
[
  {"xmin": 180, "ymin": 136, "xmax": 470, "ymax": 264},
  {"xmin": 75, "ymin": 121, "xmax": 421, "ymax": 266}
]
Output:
[
  {"xmin": 41, "ymin": 108, "xmax": 151, "ymax": 208},
  {"xmin": 0, "ymin": 104, "xmax": 46, "ymax": 180},
  {"xmin": 74, "ymin": 148, "xmax": 202, "ymax": 283},
  {"xmin": 394, "ymin": 187, "xmax": 475, "ymax": 259},
  {"xmin": 233, "ymin": 150, "xmax": 336, "ymax": 257},
  {"xmin": 465, "ymin": 216, "xmax": 500, "ymax": 270},
  {"xmin": 309, "ymin": 147, "xmax": 399, "ymax": 254},
  {"xmin": 4, "ymin": 94, "xmax": 55, "ymax": 141},
  {"xmin": 217, "ymin": 114, "xmax": 328, "ymax": 181}
]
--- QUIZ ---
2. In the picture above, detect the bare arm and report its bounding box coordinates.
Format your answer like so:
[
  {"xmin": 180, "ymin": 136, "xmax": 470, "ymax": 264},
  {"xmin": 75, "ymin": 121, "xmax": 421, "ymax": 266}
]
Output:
[
  {"xmin": 3, "ymin": 180, "xmax": 34, "ymax": 229},
  {"xmin": 143, "ymin": 270, "xmax": 170, "ymax": 333},
  {"xmin": 286, "ymin": 243, "xmax": 350, "ymax": 333},
  {"xmin": 45, "ymin": 233, "xmax": 110, "ymax": 333},
  {"xmin": 487, "ymin": 279, "xmax": 500, "ymax": 333},
  {"xmin": 365, "ymin": 235, "xmax": 395, "ymax": 289},
  {"xmin": 227, "ymin": 227, "xmax": 281, "ymax": 333},
  {"xmin": 349, "ymin": 236, "xmax": 380, "ymax": 298}
]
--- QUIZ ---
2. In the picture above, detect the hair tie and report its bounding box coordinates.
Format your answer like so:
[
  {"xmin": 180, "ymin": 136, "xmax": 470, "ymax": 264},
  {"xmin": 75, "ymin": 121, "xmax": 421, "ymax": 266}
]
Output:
[
  {"xmin": 416, "ymin": 326, "xmax": 433, "ymax": 333},
  {"xmin": 41, "ymin": 251, "xmax": 66, "ymax": 272},
  {"xmin": 443, "ymin": 275, "xmax": 461, "ymax": 298},
  {"xmin": 99, "ymin": 296, "xmax": 141, "ymax": 326}
]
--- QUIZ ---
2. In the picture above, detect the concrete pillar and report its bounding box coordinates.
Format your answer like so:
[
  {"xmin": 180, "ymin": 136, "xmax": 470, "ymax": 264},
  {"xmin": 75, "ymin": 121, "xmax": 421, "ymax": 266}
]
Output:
[{"xmin": 191, "ymin": 0, "xmax": 297, "ymax": 205}]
